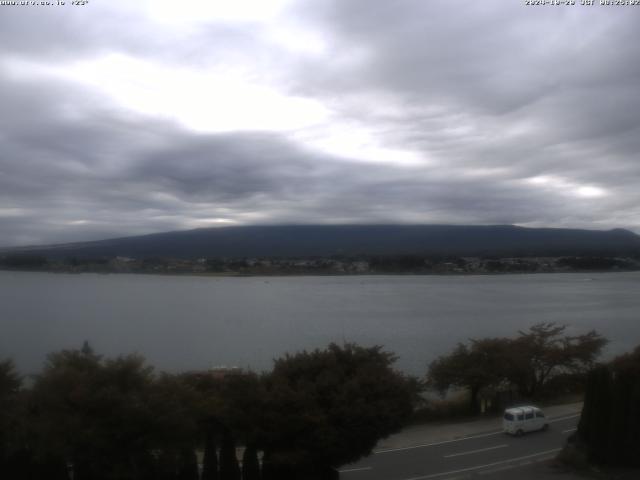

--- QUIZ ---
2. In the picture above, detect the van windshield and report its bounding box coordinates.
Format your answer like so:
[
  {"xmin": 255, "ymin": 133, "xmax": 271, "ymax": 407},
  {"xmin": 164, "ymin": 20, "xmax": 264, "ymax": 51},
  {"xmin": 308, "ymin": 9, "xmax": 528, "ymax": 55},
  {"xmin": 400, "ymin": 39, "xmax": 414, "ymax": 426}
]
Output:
[{"xmin": 504, "ymin": 413, "xmax": 514, "ymax": 421}]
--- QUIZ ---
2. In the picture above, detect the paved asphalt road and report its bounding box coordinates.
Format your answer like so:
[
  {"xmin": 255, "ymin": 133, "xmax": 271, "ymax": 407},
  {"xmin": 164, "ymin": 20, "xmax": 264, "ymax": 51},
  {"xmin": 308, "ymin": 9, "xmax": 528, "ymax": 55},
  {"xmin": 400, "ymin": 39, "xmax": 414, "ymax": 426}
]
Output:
[{"xmin": 339, "ymin": 413, "xmax": 580, "ymax": 480}]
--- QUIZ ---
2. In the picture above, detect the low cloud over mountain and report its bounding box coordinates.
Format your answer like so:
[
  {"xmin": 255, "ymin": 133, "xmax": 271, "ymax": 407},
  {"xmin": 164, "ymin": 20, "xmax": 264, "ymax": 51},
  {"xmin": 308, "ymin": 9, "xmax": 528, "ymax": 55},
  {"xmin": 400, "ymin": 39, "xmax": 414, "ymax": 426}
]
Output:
[{"xmin": 1, "ymin": 1, "xmax": 639, "ymax": 246}]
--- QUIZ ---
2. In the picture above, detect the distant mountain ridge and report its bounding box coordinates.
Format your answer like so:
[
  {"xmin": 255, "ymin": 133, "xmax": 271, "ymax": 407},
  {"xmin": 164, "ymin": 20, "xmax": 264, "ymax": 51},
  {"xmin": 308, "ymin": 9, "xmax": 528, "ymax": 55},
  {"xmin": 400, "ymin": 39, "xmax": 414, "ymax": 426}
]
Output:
[{"xmin": 4, "ymin": 225, "xmax": 640, "ymax": 260}]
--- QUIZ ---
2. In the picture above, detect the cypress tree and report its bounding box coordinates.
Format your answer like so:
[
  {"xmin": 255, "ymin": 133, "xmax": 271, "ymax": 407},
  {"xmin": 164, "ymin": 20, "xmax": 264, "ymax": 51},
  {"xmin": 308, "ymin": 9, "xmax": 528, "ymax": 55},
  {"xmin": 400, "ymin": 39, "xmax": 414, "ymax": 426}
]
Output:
[
  {"xmin": 73, "ymin": 458, "xmax": 96, "ymax": 480},
  {"xmin": 41, "ymin": 455, "xmax": 70, "ymax": 480},
  {"xmin": 613, "ymin": 365, "xmax": 640, "ymax": 465},
  {"xmin": 136, "ymin": 451, "xmax": 158, "ymax": 480},
  {"xmin": 259, "ymin": 453, "xmax": 297, "ymax": 480},
  {"xmin": 588, "ymin": 366, "xmax": 612, "ymax": 464},
  {"xmin": 157, "ymin": 450, "xmax": 179, "ymax": 480},
  {"xmin": 201, "ymin": 432, "xmax": 219, "ymax": 480},
  {"xmin": 608, "ymin": 369, "xmax": 629, "ymax": 464},
  {"xmin": 577, "ymin": 354, "xmax": 640, "ymax": 467},
  {"xmin": 241, "ymin": 445, "xmax": 260, "ymax": 480},
  {"xmin": 628, "ymin": 377, "xmax": 640, "ymax": 466},
  {"xmin": 576, "ymin": 368, "xmax": 595, "ymax": 440},
  {"xmin": 259, "ymin": 452, "xmax": 274, "ymax": 480},
  {"xmin": 219, "ymin": 430, "xmax": 241, "ymax": 480},
  {"xmin": 177, "ymin": 447, "xmax": 199, "ymax": 480},
  {"xmin": 578, "ymin": 366, "xmax": 606, "ymax": 462},
  {"xmin": 5, "ymin": 449, "xmax": 40, "ymax": 480}
]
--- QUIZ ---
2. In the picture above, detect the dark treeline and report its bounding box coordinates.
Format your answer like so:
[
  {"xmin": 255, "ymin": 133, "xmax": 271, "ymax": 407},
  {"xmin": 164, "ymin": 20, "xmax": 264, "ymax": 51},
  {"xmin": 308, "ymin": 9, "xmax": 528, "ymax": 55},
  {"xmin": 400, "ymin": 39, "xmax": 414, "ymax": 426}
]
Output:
[
  {"xmin": 0, "ymin": 254, "xmax": 48, "ymax": 269},
  {"xmin": 0, "ymin": 343, "xmax": 418, "ymax": 480},
  {"xmin": 571, "ymin": 345, "xmax": 640, "ymax": 467},
  {"xmin": 2, "ymin": 253, "xmax": 640, "ymax": 276}
]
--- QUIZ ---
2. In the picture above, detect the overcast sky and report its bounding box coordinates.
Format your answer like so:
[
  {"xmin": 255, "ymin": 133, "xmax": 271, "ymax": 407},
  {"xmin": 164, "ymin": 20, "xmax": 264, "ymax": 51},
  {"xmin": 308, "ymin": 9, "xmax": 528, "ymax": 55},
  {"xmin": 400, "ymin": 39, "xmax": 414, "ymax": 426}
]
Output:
[{"xmin": 1, "ymin": 0, "xmax": 639, "ymax": 246}]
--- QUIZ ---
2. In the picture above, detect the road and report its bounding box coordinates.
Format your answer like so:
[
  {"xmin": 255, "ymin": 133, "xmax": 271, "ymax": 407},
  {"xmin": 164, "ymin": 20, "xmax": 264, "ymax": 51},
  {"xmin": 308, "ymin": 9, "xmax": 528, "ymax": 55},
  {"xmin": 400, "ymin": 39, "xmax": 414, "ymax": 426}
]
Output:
[{"xmin": 339, "ymin": 413, "xmax": 580, "ymax": 480}]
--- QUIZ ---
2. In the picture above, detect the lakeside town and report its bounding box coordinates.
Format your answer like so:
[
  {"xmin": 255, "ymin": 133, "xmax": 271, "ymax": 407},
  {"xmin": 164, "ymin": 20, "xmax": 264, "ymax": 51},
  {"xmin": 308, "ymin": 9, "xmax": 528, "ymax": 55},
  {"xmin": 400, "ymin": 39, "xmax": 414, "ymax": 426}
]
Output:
[{"xmin": 2, "ymin": 253, "xmax": 639, "ymax": 275}]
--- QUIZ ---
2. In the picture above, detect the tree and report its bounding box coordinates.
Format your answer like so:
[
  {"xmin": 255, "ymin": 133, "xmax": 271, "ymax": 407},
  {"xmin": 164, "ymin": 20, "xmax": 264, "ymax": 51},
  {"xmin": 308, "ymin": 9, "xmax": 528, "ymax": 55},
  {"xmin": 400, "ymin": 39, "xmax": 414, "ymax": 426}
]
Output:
[
  {"xmin": 156, "ymin": 449, "xmax": 179, "ymax": 480},
  {"xmin": 241, "ymin": 445, "xmax": 260, "ymax": 480},
  {"xmin": 510, "ymin": 323, "xmax": 607, "ymax": 397},
  {"xmin": 181, "ymin": 369, "xmax": 265, "ymax": 480},
  {"xmin": 219, "ymin": 429, "xmax": 241, "ymax": 480},
  {"xmin": 201, "ymin": 431, "xmax": 219, "ymax": 480},
  {"xmin": 0, "ymin": 359, "xmax": 23, "ymax": 476},
  {"xmin": 260, "ymin": 343, "xmax": 418, "ymax": 479},
  {"xmin": 177, "ymin": 447, "xmax": 199, "ymax": 480},
  {"xmin": 30, "ymin": 344, "xmax": 199, "ymax": 480},
  {"xmin": 574, "ymin": 345, "xmax": 640, "ymax": 466},
  {"xmin": 576, "ymin": 365, "xmax": 613, "ymax": 463},
  {"xmin": 0, "ymin": 254, "xmax": 47, "ymax": 268},
  {"xmin": 427, "ymin": 324, "xmax": 608, "ymax": 410},
  {"xmin": 427, "ymin": 338, "xmax": 512, "ymax": 413},
  {"xmin": 0, "ymin": 359, "xmax": 21, "ymax": 396}
]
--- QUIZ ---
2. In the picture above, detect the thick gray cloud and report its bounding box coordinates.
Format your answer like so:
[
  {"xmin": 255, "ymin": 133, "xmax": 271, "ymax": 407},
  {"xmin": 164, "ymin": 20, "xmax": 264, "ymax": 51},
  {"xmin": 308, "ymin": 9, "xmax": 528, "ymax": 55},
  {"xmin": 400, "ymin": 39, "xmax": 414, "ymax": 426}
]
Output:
[{"xmin": 1, "ymin": 0, "xmax": 639, "ymax": 246}]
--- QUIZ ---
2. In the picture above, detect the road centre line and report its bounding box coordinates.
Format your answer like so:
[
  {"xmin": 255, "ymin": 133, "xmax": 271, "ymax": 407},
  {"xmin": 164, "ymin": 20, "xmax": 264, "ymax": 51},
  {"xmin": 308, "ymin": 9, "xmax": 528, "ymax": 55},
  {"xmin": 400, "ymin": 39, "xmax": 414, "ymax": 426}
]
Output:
[
  {"xmin": 338, "ymin": 466, "xmax": 372, "ymax": 473},
  {"xmin": 562, "ymin": 427, "xmax": 577, "ymax": 434},
  {"xmin": 375, "ymin": 412, "xmax": 579, "ymax": 454},
  {"xmin": 375, "ymin": 431, "xmax": 504, "ymax": 454},
  {"xmin": 443, "ymin": 444, "xmax": 508, "ymax": 458},
  {"xmin": 478, "ymin": 463, "xmax": 518, "ymax": 475},
  {"xmin": 549, "ymin": 413, "xmax": 580, "ymax": 423},
  {"xmin": 478, "ymin": 453, "xmax": 553, "ymax": 476},
  {"xmin": 399, "ymin": 448, "xmax": 562, "ymax": 480}
]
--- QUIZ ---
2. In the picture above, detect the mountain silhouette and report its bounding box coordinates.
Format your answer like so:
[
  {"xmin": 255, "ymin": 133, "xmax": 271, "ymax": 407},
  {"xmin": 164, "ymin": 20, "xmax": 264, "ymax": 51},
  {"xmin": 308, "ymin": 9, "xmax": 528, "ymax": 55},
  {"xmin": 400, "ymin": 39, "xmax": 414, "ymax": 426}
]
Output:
[{"xmin": 5, "ymin": 224, "xmax": 640, "ymax": 259}]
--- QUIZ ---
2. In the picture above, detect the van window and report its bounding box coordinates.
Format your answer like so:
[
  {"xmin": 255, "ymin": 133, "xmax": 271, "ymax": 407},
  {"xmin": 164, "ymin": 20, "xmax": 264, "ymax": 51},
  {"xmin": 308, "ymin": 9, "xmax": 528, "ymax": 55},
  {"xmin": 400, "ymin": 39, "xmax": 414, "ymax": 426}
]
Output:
[
  {"xmin": 517, "ymin": 414, "xmax": 524, "ymax": 421},
  {"xmin": 504, "ymin": 413, "xmax": 514, "ymax": 421},
  {"xmin": 525, "ymin": 412, "xmax": 534, "ymax": 420}
]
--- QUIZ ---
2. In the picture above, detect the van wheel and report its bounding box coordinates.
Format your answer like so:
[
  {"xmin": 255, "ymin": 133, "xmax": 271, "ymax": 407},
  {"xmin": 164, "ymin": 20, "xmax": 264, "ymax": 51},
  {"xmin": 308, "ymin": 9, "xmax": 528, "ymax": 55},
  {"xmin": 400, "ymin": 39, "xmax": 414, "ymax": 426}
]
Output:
[
  {"xmin": 542, "ymin": 424, "xmax": 549, "ymax": 431},
  {"xmin": 515, "ymin": 429, "xmax": 524, "ymax": 437}
]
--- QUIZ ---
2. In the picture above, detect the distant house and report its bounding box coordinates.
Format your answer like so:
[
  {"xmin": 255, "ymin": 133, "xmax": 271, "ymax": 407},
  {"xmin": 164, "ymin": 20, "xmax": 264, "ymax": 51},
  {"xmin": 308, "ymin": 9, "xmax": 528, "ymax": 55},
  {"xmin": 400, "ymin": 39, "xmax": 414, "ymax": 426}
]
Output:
[{"xmin": 209, "ymin": 366, "xmax": 244, "ymax": 380}]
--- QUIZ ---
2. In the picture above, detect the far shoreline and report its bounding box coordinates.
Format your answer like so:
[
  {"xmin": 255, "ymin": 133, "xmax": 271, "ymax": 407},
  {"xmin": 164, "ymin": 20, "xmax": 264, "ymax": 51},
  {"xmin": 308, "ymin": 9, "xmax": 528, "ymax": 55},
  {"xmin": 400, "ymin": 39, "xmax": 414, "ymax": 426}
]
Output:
[{"xmin": 2, "ymin": 266, "xmax": 639, "ymax": 279}]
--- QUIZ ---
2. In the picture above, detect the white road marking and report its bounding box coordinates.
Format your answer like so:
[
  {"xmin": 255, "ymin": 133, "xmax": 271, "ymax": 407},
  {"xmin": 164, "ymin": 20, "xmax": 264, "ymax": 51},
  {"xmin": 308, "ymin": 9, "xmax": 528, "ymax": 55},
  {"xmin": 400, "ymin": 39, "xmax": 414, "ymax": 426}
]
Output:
[
  {"xmin": 338, "ymin": 466, "xmax": 372, "ymax": 473},
  {"xmin": 375, "ymin": 431, "xmax": 504, "ymax": 454},
  {"xmin": 478, "ymin": 464, "xmax": 516, "ymax": 475},
  {"xmin": 444, "ymin": 444, "xmax": 508, "ymax": 458},
  {"xmin": 549, "ymin": 414, "xmax": 580, "ymax": 423},
  {"xmin": 399, "ymin": 448, "xmax": 562, "ymax": 480},
  {"xmin": 562, "ymin": 427, "xmax": 577, "ymax": 434}
]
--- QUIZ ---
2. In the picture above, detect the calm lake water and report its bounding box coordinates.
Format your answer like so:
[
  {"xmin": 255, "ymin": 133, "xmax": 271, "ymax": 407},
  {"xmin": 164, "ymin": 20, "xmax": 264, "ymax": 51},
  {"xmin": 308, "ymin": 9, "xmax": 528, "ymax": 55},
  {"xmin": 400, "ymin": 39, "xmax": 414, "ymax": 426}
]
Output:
[{"xmin": 1, "ymin": 271, "xmax": 639, "ymax": 376}]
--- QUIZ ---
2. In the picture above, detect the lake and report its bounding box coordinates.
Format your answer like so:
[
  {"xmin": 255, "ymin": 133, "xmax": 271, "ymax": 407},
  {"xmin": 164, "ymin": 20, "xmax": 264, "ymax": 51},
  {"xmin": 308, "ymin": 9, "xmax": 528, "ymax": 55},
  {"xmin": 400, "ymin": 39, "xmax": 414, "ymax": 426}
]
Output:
[{"xmin": 1, "ymin": 271, "xmax": 639, "ymax": 376}]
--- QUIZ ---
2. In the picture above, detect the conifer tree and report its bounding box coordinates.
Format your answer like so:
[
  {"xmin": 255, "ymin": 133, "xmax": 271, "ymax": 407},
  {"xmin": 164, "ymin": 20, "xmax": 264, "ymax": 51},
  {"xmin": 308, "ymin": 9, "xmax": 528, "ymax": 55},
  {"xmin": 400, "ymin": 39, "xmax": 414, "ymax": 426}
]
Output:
[
  {"xmin": 201, "ymin": 432, "xmax": 219, "ymax": 480},
  {"xmin": 582, "ymin": 365, "xmax": 612, "ymax": 463},
  {"xmin": 157, "ymin": 450, "xmax": 179, "ymax": 480},
  {"xmin": 177, "ymin": 447, "xmax": 199, "ymax": 480},
  {"xmin": 0, "ymin": 359, "xmax": 22, "ymax": 475},
  {"xmin": 219, "ymin": 430, "xmax": 241, "ymax": 480},
  {"xmin": 241, "ymin": 445, "xmax": 260, "ymax": 480},
  {"xmin": 576, "ymin": 346, "xmax": 640, "ymax": 466}
]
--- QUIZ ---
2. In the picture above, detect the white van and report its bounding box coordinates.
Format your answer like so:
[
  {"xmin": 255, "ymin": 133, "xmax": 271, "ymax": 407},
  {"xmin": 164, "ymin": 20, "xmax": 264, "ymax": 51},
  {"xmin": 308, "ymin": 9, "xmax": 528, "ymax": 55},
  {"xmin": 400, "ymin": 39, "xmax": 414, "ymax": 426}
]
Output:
[{"xmin": 503, "ymin": 406, "xmax": 548, "ymax": 436}]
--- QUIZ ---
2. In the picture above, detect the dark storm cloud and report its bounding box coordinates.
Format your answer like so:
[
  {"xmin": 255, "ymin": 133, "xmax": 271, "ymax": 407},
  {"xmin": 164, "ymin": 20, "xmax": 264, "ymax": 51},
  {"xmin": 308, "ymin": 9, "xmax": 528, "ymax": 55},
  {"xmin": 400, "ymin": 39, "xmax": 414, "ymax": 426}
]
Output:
[
  {"xmin": 284, "ymin": 0, "xmax": 640, "ymax": 224},
  {"xmin": 294, "ymin": 0, "xmax": 639, "ymax": 112},
  {"xmin": 0, "ymin": 73, "xmax": 564, "ymax": 245},
  {"xmin": 1, "ymin": 0, "xmax": 639, "ymax": 246}
]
